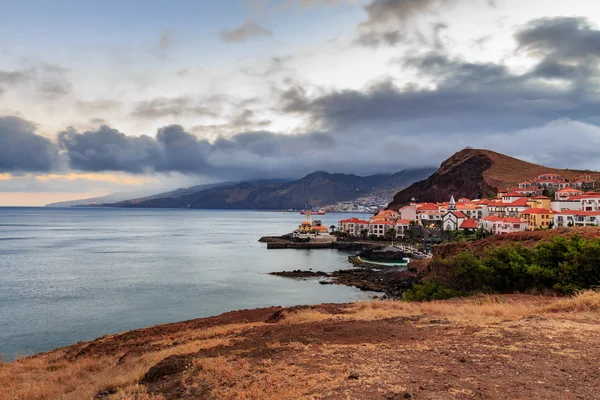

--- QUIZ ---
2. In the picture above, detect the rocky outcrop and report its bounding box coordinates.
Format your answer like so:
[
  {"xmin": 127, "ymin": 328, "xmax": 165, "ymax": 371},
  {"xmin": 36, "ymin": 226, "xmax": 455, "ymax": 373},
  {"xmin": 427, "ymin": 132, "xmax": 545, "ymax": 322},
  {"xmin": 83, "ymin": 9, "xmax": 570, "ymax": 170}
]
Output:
[
  {"xmin": 388, "ymin": 148, "xmax": 600, "ymax": 208},
  {"xmin": 388, "ymin": 149, "xmax": 496, "ymax": 207}
]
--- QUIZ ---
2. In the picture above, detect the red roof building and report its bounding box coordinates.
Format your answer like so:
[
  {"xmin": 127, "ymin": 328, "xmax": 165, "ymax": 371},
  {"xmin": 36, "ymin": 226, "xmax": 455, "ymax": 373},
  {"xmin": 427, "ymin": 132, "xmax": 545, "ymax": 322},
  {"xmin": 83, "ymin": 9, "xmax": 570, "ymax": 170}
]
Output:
[{"xmin": 459, "ymin": 218, "xmax": 478, "ymax": 230}]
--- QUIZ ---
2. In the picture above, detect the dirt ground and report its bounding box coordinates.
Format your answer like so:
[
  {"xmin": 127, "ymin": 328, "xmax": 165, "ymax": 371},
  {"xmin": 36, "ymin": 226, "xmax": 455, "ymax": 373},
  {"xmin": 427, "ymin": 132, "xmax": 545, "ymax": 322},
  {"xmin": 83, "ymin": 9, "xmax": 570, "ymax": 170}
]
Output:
[{"xmin": 2, "ymin": 293, "xmax": 600, "ymax": 400}]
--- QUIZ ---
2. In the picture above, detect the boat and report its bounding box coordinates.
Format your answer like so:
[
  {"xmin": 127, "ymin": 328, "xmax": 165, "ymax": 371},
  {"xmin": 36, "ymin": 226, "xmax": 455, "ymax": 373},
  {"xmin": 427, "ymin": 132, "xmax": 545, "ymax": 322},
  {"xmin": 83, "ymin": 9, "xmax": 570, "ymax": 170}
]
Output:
[{"xmin": 299, "ymin": 202, "xmax": 326, "ymax": 215}]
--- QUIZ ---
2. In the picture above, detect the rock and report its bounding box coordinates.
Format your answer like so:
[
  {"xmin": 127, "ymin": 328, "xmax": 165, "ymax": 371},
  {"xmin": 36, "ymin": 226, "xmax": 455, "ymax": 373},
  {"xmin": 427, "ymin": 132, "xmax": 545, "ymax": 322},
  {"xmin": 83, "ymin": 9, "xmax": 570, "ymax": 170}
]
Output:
[
  {"xmin": 382, "ymin": 391, "xmax": 413, "ymax": 399},
  {"xmin": 265, "ymin": 309, "xmax": 285, "ymax": 323},
  {"xmin": 141, "ymin": 355, "xmax": 192, "ymax": 384},
  {"xmin": 94, "ymin": 387, "xmax": 116, "ymax": 398},
  {"xmin": 319, "ymin": 280, "xmax": 333, "ymax": 285},
  {"xmin": 348, "ymin": 372, "xmax": 360, "ymax": 380},
  {"xmin": 458, "ymin": 357, "xmax": 467, "ymax": 363}
]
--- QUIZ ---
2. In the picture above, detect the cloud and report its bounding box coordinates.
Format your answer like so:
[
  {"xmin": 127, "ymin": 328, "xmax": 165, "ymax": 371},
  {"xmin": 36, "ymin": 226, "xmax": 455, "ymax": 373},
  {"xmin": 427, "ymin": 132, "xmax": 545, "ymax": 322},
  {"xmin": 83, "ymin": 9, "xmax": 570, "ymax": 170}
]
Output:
[
  {"xmin": 514, "ymin": 17, "xmax": 600, "ymax": 84},
  {"xmin": 130, "ymin": 97, "xmax": 218, "ymax": 118},
  {"xmin": 0, "ymin": 116, "xmax": 61, "ymax": 172},
  {"xmin": 159, "ymin": 31, "xmax": 172, "ymax": 50},
  {"xmin": 0, "ymin": 63, "xmax": 71, "ymax": 99},
  {"xmin": 220, "ymin": 22, "xmax": 272, "ymax": 42},
  {"xmin": 516, "ymin": 17, "xmax": 600, "ymax": 62},
  {"xmin": 0, "ymin": 70, "xmax": 29, "ymax": 85},
  {"xmin": 354, "ymin": 0, "xmax": 454, "ymax": 47},
  {"xmin": 56, "ymin": 123, "xmax": 341, "ymax": 178},
  {"xmin": 76, "ymin": 100, "xmax": 122, "ymax": 113},
  {"xmin": 57, "ymin": 126, "xmax": 163, "ymax": 173}
]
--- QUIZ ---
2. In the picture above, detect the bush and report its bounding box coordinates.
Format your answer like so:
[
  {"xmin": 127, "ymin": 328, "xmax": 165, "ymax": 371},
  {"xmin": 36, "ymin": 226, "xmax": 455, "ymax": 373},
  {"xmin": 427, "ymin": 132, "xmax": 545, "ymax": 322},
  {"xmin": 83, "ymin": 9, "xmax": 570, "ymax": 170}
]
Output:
[
  {"xmin": 432, "ymin": 235, "xmax": 600, "ymax": 296},
  {"xmin": 403, "ymin": 280, "xmax": 463, "ymax": 301}
]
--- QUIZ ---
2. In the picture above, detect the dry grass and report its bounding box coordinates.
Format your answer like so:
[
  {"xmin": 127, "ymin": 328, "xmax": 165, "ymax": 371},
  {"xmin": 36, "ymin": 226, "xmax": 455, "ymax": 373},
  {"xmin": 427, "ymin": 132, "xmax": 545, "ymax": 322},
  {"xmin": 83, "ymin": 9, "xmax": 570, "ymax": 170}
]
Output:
[
  {"xmin": 1, "ymin": 291, "xmax": 599, "ymax": 400},
  {"xmin": 541, "ymin": 290, "xmax": 600, "ymax": 313},
  {"xmin": 282, "ymin": 291, "xmax": 600, "ymax": 326},
  {"xmin": 182, "ymin": 356, "xmax": 335, "ymax": 400},
  {"xmin": 0, "ymin": 322, "xmax": 258, "ymax": 400}
]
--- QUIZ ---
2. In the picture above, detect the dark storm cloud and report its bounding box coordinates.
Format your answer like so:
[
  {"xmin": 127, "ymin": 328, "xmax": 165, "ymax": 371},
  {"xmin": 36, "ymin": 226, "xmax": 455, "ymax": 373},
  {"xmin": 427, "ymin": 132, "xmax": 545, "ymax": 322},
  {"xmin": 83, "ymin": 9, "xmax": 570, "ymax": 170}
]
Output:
[
  {"xmin": 276, "ymin": 32, "xmax": 600, "ymax": 171},
  {"xmin": 57, "ymin": 123, "xmax": 343, "ymax": 178},
  {"xmin": 219, "ymin": 22, "xmax": 272, "ymax": 43},
  {"xmin": 0, "ymin": 116, "xmax": 60, "ymax": 172},
  {"xmin": 52, "ymin": 121, "xmax": 317, "ymax": 178},
  {"xmin": 130, "ymin": 97, "xmax": 218, "ymax": 118},
  {"xmin": 57, "ymin": 126, "xmax": 163, "ymax": 173},
  {"xmin": 282, "ymin": 48, "xmax": 600, "ymax": 134}
]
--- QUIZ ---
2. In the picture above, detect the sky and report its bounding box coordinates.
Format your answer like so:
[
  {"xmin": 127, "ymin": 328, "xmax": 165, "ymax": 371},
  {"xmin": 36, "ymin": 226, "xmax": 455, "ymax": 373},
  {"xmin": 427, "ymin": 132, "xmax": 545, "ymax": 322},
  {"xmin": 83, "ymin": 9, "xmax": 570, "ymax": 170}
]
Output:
[{"xmin": 2, "ymin": 0, "xmax": 600, "ymax": 206}]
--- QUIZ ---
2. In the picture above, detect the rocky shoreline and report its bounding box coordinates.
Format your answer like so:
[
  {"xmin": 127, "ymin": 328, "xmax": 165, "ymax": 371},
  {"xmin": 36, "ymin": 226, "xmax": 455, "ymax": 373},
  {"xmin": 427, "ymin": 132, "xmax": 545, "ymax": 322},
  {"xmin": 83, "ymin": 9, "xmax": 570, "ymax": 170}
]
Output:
[
  {"xmin": 268, "ymin": 245, "xmax": 422, "ymax": 298},
  {"xmin": 258, "ymin": 235, "xmax": 388, "ymax": 250},
  {"xmin": 260, "ymin": 235, "xmax": 425, "ymax": 298}
]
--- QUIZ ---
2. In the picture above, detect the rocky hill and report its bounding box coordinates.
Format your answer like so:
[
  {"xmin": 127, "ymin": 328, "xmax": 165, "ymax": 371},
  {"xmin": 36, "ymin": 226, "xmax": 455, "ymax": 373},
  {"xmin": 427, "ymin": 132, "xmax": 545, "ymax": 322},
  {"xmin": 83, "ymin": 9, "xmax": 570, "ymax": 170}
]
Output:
[
  {"xmin": 388, "ymin": 148, "xmax": 600, "ymax": 208},
  {"xmin": 116, "ymin": 168, "xmax": 434, "ymax": 210}
]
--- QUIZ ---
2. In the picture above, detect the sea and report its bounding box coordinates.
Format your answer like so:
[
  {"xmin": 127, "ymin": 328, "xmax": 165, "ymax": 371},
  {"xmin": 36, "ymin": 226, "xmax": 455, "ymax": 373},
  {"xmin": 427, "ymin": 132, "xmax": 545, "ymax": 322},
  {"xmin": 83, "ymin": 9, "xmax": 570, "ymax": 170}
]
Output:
[{"xmin": 0, "ymin": 208, "xmax": 372, "ymax": 359}]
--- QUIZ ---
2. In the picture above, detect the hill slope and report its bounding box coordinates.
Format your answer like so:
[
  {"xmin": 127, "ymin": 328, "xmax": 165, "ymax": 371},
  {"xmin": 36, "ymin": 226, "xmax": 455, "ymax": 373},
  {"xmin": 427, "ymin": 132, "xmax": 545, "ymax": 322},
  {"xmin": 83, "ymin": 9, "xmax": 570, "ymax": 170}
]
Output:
[
  {"xmin": 2, "ymin": 293, "xmax": 599, "ymax": 399},
  {"xmin": 117, "ymin": 168, "xmax": 434, "ymax": 210},
  {"xmin": 388, "ymin": 148, "xmax": 600, "ymax": 208}
]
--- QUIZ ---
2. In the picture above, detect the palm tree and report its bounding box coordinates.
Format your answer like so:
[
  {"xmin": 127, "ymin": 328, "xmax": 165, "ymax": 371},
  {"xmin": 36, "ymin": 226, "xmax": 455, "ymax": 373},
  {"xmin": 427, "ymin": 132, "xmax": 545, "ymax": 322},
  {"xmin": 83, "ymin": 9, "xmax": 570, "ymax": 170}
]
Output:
[
  {"xmin": 360, "ymin": 229, "xmax": 369, "ymax": 239},
  {"xmin": 385, "ymin": 228, "xmax": 396, "ymax": 241},
  {"xmin": 329, "ymin": 225, "xmax": 336, "ymax": 233}
]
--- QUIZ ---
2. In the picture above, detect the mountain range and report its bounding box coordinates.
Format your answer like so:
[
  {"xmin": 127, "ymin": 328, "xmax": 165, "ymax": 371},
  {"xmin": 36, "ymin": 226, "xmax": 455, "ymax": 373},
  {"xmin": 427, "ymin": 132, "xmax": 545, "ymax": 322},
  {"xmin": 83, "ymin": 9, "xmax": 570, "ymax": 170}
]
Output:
[
  {"xmin": 115, "ymin": 169, "xmax": 434, "ymax": 209},
  {"xmin": 46, "ymin": 168, "xmax": 435, "ymax": 209},
  {"xmin": 387, "ymin": 148, "xmax": 600, "ymax": 208}
]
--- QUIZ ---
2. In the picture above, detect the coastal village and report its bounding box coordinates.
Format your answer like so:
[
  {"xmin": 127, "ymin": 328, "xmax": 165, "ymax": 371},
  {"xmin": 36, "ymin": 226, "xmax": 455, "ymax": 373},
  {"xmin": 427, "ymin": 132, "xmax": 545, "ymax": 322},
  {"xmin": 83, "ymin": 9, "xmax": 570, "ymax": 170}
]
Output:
[{"xmin": 334, "ymin": 173, "xmax": 600, "ymax": 241}]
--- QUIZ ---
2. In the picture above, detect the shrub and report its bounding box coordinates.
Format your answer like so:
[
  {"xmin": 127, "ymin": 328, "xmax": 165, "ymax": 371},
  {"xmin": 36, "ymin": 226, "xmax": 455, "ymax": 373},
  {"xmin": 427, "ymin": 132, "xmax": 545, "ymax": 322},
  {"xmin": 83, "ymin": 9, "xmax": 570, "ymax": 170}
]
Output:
[
  {"xmin": 427, "ymin": 235, "xmax": 600, "ymax": 297},
  {"xmin": 403, "ymin": 280, "xmax": 463, "ymax": 301}
]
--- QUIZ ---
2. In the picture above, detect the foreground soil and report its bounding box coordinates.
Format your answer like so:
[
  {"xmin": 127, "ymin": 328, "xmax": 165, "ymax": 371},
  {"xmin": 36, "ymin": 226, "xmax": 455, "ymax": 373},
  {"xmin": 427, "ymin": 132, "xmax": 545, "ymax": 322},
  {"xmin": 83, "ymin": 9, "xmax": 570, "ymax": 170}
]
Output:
[{"xmin": 2, "ymin": 292, "xmax": 600, "ymax": 400}]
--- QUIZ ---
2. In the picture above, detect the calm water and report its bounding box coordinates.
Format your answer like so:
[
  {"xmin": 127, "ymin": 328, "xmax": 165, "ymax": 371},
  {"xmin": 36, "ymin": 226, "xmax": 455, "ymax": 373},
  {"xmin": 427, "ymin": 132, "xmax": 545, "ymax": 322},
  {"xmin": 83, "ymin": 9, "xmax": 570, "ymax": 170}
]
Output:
[{"xmin": 0, "ymin": 208, "xmax": 371, "ymax": 358}]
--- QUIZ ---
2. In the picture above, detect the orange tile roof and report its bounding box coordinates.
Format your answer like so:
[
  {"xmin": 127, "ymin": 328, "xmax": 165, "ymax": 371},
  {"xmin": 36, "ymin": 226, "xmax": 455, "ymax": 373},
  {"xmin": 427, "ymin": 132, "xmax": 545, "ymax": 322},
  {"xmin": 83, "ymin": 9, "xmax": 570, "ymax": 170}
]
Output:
[
  {"xmin": 520, "ymin": 208, "xmax": 552, "ymax": 214},
  {"xmin": 554, "ymin": 210, "xmax": 600, "ymax": 216},
  {"xmin": 503, "ymin": 217, "xmax": 526, "ymax": 223},
  {"xmin": 482, "ymin": 216, "xmax": 503, "ymax": 221},
  {"xmin": 459, "ymin": 218, "xmax": 478, "ymax": 229},
  {"xmin": 556, "ymin": 188, "xmax": 583, "ymax": 193},
  {"xmin": 417, "ymin": 203, "xmax": 439, "ymax": 211},
  {"xmin": 450, "ymin": 211, "xmax": 467, "ymax": 218},
  {"xmin": 507, "ymin": 198, "xmax": 530, "ymax": 206},
  {"xmin": 395, "ymin": 219, "xmax": 412, "ymax": 225},
  {"xmin": 504, "ymin": 192, "xmax": 527, "ymax": 197}
]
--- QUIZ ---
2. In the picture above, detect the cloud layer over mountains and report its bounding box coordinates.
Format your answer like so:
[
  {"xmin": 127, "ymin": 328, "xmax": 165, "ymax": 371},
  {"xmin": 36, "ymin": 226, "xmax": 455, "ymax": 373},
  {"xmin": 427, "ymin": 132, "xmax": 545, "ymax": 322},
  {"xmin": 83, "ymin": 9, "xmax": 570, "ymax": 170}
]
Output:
[{"xmin": 2, "ymin": 2, "xmax": 600, "ymax": 185}]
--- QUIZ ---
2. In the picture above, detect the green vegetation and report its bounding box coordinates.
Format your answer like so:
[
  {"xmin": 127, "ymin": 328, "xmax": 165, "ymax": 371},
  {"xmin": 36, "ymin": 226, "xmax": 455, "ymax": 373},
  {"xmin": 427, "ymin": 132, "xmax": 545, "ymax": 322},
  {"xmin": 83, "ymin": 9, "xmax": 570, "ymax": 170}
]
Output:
[
  {"xmin": 449, "ymin": 227, "xmax": 492, "ymax": 242},
  {"xmin": 404, "ymin": 235, "xmax": 600, "ymax": 301},
  {"xmin": 402, "ymin": 280, "xmax": 463, "ymax": 301}
]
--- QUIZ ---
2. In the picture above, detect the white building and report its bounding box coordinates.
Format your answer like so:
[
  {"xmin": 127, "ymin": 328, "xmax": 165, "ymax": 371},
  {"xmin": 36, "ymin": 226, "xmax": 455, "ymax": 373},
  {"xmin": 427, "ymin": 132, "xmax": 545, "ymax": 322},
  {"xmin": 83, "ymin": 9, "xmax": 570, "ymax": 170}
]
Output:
[
  {"xmin": 551, "ymin": 200, "xmax": 581, "ymax": 212},
  {"xmin": 338, "ymin": 218, "xmax": 370, "ymax": 236},
  {"xmin": 399, "ymin": 205, "xmax": 417, "ymax": 222},
  {"xmin": 442, "ymin": 196, "xmax": 468, "ymax": 231},
  {"xmin": 395, "ymin": 219, "xmax": 412, "ymax": 238},
  {"xmin": 479, "ymin": 216, "xmax": 529, "ymax": 234},
  {"xmin": 553, "ymin": 211, "xmax": 600, "ymax": 228},
  {"xmin": 555, "ymin": 188, "xmax": 583, "ymax": 201}
]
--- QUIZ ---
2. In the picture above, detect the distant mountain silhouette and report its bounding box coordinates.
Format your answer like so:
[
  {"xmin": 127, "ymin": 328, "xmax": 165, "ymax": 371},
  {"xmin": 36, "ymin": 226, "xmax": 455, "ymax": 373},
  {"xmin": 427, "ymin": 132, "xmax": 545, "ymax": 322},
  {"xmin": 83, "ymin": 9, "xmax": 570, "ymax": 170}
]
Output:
[{"xmin": 112, "ymin": 168, "xmax": 434, "ymax": 210}]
